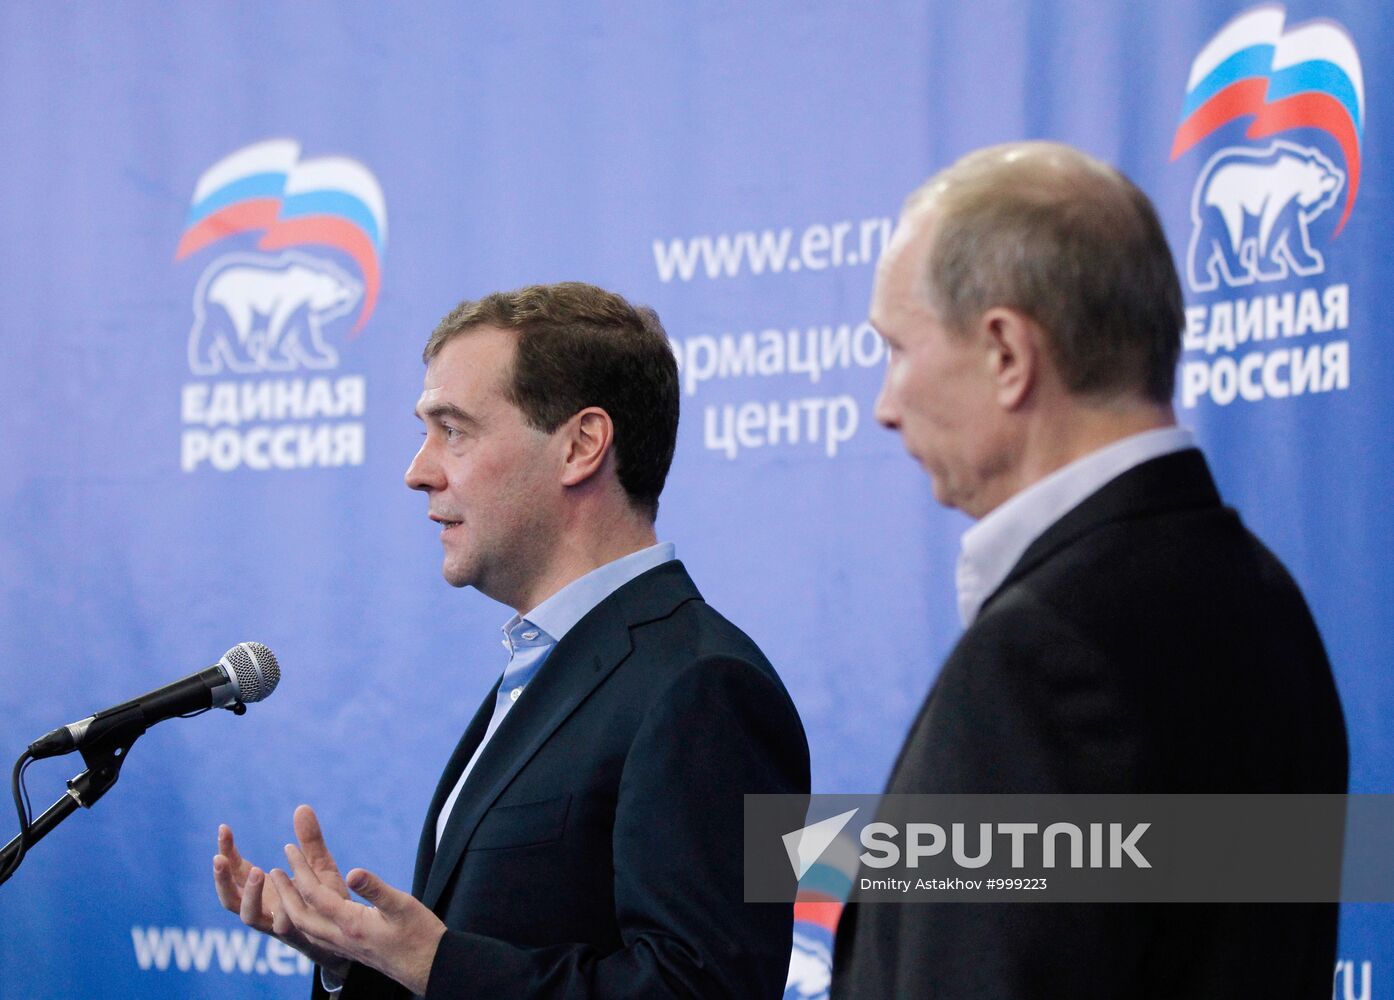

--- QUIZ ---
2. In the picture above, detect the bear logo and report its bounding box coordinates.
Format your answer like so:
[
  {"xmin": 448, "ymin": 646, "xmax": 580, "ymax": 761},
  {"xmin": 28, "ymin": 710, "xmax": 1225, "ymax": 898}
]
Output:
[
  {"xmin": 1186, "ymin": 141, "xmax": 1345, "ymax": 293},
  {"xmin": 188, "ymin": 251, "xmax": 363, "ymax": 375}
]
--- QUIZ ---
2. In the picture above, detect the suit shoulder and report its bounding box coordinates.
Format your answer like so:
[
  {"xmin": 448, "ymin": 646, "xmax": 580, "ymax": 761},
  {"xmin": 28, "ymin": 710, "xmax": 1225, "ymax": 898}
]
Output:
[
  {"xmin": 635, "ymin": 594, "xmax": 777, "ymax": 674},
  {"xmin": 960, "ymin": 506, "xmax": 1344, "ymax": 792},
  {"xmin": 1003, "ymin": 504, "xmax": 1317, "ymax": 635},
  {"xmin": 627, "ymin": 595, "xmax": 804, "ymax": 736}
]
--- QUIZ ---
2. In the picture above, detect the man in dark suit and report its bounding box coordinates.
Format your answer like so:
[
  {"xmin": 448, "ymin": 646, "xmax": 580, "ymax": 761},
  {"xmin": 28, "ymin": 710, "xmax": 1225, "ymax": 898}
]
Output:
[
  {"xmin": 831, "ymin": 142, "xmax": 1347, "ymax": 998},
  {"xmin": 212, "ymin": 282, "xmax": 809, "ymax": 997}
]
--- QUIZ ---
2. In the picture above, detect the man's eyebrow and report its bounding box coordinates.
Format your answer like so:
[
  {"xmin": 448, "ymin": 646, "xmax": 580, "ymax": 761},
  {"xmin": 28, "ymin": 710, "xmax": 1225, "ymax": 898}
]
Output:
[{"xmin": 415, "ymin": 402, "xmax": 479, "ymax": 425}]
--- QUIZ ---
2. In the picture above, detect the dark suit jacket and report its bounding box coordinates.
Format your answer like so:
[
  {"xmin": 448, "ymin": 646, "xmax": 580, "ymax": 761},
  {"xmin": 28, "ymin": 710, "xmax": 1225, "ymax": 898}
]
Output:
[
  {"xmin": 319, "ymin": 560, "xmax": 810, "ymax": 999},
  {"xmin": 832, "ymin": 449, "xmax": 1348, "ymax": 999}
]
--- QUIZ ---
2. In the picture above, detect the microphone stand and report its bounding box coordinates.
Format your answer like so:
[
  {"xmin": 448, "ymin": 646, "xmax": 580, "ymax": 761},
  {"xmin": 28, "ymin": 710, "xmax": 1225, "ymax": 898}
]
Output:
[
  {"xmin": 0, "ymin": 704, "xmax": 226, "ymax": 884},
  {"xmin": 1, "ymin": 649, "xmax": 268, "ymax": 887}
]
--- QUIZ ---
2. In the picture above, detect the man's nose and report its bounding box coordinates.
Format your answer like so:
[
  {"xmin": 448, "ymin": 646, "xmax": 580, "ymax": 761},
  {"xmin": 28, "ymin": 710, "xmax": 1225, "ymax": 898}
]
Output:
[
  {"xmin": 873, "ymin": 378, "xmax": 900, "ymax": 429},
  {"xmin": 404, "ymin": 440, "xmax": 440, "ymax": 492}
]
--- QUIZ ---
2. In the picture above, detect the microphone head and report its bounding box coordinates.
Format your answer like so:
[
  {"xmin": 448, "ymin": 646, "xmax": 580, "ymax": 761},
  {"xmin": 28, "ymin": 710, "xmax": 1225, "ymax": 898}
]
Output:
[{"xmin": 219, "ymin": 642, "xmax": 281, "ymax": 703}]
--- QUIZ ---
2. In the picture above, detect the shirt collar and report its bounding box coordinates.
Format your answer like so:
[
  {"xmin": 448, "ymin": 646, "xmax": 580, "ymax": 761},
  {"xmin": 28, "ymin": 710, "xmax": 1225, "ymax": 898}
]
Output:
[
  {"xmin": 501, "ymin": 542, "xmax": 676, "ymax": 652},
  {"xmin": 956, "ymin": 427, "xmax": 1197, "ymax": 626}
]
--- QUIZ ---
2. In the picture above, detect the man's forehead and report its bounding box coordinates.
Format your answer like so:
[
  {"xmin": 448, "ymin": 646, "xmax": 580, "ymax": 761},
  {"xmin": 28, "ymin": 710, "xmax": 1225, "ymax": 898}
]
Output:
[
  {"xmin": 421, "ymin": 329, "xmax": 513, "ymax": 389},
  {"xmin": 416, "ymin": 352, "xmax": 452, "ymax": 408},
  {"xmin": 415, "ymin": 379, "xmax": 445, "ymax": 414},
  {"xmin": 891, "ymin": 199, "xmax": 937, "ymax": 266},
  {"xmin": 873, "ymin": 205, "xmax": 937, "ymax": 316},
  {"xmin": 415, "ymin": 336, "xmax": 501, "ymax": 416}
]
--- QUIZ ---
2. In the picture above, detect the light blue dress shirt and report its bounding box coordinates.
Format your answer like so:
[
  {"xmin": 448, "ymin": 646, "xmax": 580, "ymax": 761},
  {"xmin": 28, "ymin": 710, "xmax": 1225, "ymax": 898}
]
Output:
[{"xmin": 433, "ymin": 541, "xmax": 677, "ymax": 846}]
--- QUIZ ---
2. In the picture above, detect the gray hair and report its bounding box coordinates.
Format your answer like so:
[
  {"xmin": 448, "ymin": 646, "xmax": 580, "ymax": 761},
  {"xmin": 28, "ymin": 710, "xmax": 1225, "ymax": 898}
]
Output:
[{"xmin": 907, "ymin": 141, "xmax": 1183, "ymax": 404}]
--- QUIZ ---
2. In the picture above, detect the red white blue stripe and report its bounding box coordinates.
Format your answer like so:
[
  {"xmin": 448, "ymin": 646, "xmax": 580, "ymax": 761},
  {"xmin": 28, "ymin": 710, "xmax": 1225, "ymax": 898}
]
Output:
[
  {"xmin": 176, "ymin": 140, "xmax": 387, "ymax": 332},
  {"xmin": 1172, "ymin": 4, "xmax": 1363, "ymax": 233}
]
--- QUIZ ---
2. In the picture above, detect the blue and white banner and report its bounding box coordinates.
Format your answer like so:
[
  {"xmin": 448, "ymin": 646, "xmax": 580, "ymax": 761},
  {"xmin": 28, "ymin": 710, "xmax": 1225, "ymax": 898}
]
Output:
[{"xmin": 0, "ymin": 4, "xmax": 1387, "ymax": 997}]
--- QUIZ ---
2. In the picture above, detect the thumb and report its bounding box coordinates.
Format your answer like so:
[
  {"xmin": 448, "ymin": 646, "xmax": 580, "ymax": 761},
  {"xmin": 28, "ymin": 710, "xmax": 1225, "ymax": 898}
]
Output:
[{"xmin": 346, "ymin": 868, "xmax": 402, "ymax": 912}]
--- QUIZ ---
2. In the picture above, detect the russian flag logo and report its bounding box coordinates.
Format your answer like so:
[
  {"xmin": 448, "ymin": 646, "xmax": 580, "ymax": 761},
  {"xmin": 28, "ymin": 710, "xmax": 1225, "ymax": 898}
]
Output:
[
  {"xmin": 1172, "ymin": 4, "xmax": 1364, "ymax": 234},
  {"xmin": 175, "ymin": 140, "xmax": 387, "ymax": 333}
]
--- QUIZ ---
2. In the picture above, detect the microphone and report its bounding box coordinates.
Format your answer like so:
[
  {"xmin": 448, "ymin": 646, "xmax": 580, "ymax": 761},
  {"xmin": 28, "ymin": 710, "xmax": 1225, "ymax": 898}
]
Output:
[{"xmin": 25, "ymin": 642, "xmax": 281, "ymax": 760}]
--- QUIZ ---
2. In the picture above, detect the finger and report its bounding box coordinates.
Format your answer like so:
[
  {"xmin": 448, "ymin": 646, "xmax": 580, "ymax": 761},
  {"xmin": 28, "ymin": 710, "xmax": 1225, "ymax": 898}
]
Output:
[
  {"xmin": 284, "ymin": 842, "xmax": 330, "ymax": 902},
  {"xmin": 346, "ymin": 868, "xmax": 407, "ymax": 916},
  {"xmin": 292, "ymin": 805, "xmax": 328, "ymax": 860},
  {"xmin": 269, "ymin": 867, "xmax": 337, "ymax": 945},
  {"xmin": 217, "ymin": 824, "xmax": 252, "ymax": 880},
  {"xmin": 293, "ymin": 805, "xmax": 349, "ymax": 895},
  {"xmin": 266, "ymin": 872, "xmax": 295, "ymax": 939},
  {"xmin": 264, "ymin": 877, "xmax": 347, "ymax": 969},
  {"xmin": 284, "ymin": 844, "xmax": 358, "ymax": 928},
  {"xmin": 240, "ymin": 866, "xmax": 271, "ymax": 930},
  {"xmin": 212, "ymin": 855, "xmax": 243, "ymax": 913}
]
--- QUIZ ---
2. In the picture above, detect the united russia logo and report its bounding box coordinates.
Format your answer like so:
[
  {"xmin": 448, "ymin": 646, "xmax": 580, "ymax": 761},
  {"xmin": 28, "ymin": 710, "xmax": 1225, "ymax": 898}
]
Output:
[
  {"xmin": 175, "ymin": 139, "xmax": 386, "ymax": 473},
  {"xmin": 1171, "ymin": 5, "xmax": 1363, "ymax": 409}
]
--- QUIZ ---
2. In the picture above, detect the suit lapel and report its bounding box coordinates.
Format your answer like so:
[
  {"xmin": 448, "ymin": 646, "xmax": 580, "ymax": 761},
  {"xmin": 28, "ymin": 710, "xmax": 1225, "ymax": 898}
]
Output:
[
  {"xmin": 979, "ymin": 448, "xmax": 1222, "ymax": 618},
  {"xmin": 877, "ymin": 452, "xmax": 1222, "ymax": 797},
  {"xmin": 411, "ymin": 685, "xmax": 498, "ymax": 899},
  {"xmin": 421, "ymin": 560, "xmax": 702, "ymax": 911}
]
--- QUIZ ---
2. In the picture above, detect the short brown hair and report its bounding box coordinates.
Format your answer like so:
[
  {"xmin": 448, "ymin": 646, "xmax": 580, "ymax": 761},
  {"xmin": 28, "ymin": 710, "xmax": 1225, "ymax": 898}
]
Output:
[
  {"xmin": 909, "ymin": 142, "xmax": 1183, "ymax": 403},
  {"xmin": 425, "ymin": 282, "xmax": 679, "ymax": 519}
]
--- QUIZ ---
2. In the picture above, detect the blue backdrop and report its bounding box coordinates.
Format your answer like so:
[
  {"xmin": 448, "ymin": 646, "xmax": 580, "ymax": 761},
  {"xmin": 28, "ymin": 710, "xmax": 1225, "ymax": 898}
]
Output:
[{"xmin": 0, "ymin": 3, "xmax": 1386, "ymax": 997}]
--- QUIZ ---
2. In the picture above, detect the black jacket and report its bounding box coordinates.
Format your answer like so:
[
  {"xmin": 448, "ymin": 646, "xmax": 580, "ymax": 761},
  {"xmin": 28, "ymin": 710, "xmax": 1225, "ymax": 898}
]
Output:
[
  {"xmin": 832, "ymin": 450, "xmax": 1347, "ymax": 999},
  {"xmin": 321, "ymin": 560, "xmax": 810, "ymax": 999}
]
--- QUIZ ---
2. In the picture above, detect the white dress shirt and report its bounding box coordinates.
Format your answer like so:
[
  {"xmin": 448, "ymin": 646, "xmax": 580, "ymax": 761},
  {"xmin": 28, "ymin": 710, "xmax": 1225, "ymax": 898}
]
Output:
[{"xmin": 955, "ymin": 427, "xmax": 1198, "ymax": 626}]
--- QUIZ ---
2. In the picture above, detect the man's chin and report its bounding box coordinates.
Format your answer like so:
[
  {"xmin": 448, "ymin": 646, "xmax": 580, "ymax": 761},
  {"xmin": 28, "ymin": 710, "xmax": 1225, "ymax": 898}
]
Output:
[
  {"xmin": 441, "ymin": 560, "xmax": 474, "ymax": 589},
  {"xmin": 926, "ymin": 476, "xmax": 968, "ymax": 515}
]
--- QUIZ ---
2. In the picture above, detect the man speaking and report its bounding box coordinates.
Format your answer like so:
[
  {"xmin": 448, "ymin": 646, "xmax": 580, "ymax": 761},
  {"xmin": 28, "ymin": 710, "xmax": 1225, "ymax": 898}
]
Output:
[
  {"xmin": 831, "ymin": 143, "xmax": 1347, "ymax": 998},
  {"xmin": 212, "ymin": 282, "xmax": 809, "ymax": 998}
]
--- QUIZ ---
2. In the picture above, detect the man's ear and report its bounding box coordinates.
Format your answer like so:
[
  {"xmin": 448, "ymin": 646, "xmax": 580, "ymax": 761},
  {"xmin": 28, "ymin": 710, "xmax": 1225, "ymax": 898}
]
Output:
[
  {"xmin": 978, "ymin": 307, "xmax": 1040, "ymax": 410},
  {"xmin": 559, "ymin": 407, "xmax": 615, "ymax": 487}
]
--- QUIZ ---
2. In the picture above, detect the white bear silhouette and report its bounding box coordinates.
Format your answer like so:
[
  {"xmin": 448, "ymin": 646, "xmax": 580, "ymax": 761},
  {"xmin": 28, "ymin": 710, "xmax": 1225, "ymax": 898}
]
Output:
[
  {"xmin": 1187, "ymin": 141, "xmax": 1344, "ymax": 292},
  {"xmin": 188, "ymin": 252, "xmax": 363, "ymax": 375}
]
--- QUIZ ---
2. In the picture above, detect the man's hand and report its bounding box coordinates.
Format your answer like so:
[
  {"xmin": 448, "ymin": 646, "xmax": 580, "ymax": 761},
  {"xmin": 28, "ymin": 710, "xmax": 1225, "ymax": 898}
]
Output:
[
  {"xmin": 212, "ymin": 805, "xmax": 352, "ymax": 979},
  {"xmin": 267, "ymin": 805, "xmax": 447, "ymax": 997}
]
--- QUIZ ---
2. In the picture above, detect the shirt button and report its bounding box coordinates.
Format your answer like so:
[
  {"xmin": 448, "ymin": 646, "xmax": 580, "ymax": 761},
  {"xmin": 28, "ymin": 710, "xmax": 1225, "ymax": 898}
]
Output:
[
  {"xmin": 510, "ymin": 687, "xmax": 523, "ymax": 702},
  {"xmin": 521, "ymin": 629, "xmax": 539, "ymax": 641}
]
